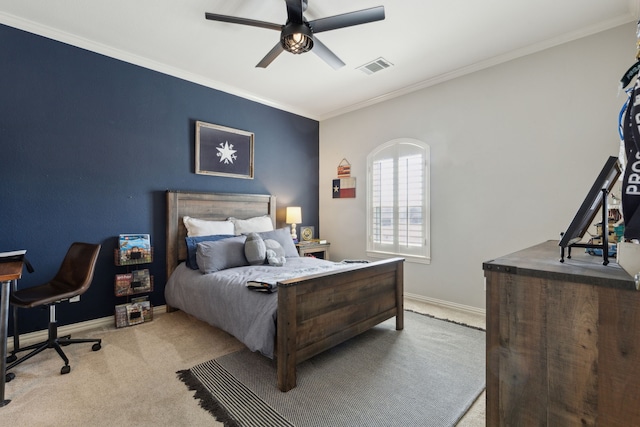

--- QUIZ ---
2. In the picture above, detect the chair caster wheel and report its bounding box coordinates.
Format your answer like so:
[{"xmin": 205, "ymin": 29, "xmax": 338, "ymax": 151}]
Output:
[
  {"xmin": 92, "ymin": 343, "xmax": 101, "ymax": 351},
  {"xmin": 61, "ymin": 365, "xmax": 71, "ymax": 375},
  {"xmin": 5, "ymin": 372, "xmax": 15, "ymax": 383},
  {"xmin": 6, "ymin": 354, "xmax": 16, "ymax": 363}
]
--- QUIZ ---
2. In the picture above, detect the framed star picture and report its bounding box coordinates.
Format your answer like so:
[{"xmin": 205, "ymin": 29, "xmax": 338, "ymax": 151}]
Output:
[{"xmin": 195, "ymin": 121, "xmax": 254, "ymax": 179}]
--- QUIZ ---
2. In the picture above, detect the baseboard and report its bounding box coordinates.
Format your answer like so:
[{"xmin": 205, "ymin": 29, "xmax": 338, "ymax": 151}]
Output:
[
  {"xmin": 8, "ymin": 298, "xmax": 483, "ymax": 352},
  {"xmin": 8, "ymin": 304, "xmax": 167, "ymax": 352},
  {"xmin": 404, "ymin": 293, "xmax": 486, "ymax": 317}
]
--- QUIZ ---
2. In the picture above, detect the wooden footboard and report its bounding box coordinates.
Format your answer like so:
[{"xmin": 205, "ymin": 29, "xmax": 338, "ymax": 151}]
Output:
[{"xmin": 276, "ymin": 257, "xmax": 404, "ymax": 392}]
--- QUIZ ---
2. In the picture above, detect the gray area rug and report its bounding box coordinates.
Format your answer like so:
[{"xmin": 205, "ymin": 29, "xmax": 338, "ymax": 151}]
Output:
[{"xmin": 178, "ymin": 310, "xmax": 486, "ymax": 427}]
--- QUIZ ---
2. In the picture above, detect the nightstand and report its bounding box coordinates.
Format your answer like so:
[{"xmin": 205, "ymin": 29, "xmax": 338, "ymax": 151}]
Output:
[{"xmin": 296, "ymin": 242, "xmax": 330, "ymax": 260}]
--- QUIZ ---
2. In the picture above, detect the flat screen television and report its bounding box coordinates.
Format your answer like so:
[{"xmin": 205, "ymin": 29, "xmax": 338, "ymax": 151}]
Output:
[{"xmin": 559, "ymin": 156, "xmax": 621, "ymax": 250}]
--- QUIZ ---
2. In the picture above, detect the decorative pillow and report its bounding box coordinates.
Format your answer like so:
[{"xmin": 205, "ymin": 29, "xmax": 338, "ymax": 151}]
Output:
[
  {"xmin": 266, "ymin": 249, "xmax": 286, "ymax": 267},
  {"xmin": 196, "ymin": 235, "xmax": 248, "ymax": 274},
  {"xmin": 258, "ymin": 227, "xmax": 299, "ymax": 258},
  {"xmin": 264, "ymin": 239, "xmax": 286, "ymax": 266},
  {"xmin": 183, "ymin": 216, "xmax": 234, "ymax": 237},
  {"xmin": 244, "ymin": 232, "xmax": 266, "ymax": 265},
  {"xmin": 185, "ymin": 234, "xmax": 234, "ymax": 270},
  {"xmin": 264, "ymin": 239, "xmax": 285, "ymax": 258},
  {"xmin": 229, "ymin": 215, "xmax": 274, "ymax": 235}
]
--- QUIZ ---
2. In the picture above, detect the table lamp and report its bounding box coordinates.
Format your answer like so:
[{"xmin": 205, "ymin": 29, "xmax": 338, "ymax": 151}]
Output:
[{"xmin": 286, "ymin": 206, "xmax": 302, "ymax": 241}]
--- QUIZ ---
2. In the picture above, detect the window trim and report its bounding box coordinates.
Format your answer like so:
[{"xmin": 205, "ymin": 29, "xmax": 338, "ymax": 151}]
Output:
[{"xmin": 366, "ymin": 138, "xmax": 431, "ymax": 264}]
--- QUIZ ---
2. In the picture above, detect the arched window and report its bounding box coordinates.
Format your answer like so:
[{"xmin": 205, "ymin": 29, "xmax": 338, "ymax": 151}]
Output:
[{"xmin": 366, "ymin": 138, "xmax": 430, "ymax": 263}]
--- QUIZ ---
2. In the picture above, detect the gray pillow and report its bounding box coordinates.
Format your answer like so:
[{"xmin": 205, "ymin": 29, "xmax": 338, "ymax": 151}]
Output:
[
  {"xmin": 196, "ymin": 235, "xmax": 248, "ymax": 274},
  {"xmin": 244, "ymin": 232, "xmax": 266, "ymax": 265},
  {"xmin": 185, "ymin": 234, "xmax": 235, "ymax": 270},
  {"xmin": 258, "ymin": 227, "xmax": 299, "ymax": 258}
]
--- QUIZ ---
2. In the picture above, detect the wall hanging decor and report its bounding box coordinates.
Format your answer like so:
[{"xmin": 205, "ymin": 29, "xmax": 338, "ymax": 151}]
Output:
[
  {"xmin": 333, "ymin": 158, "xmax": 356, "ymax": 198},
  {"xmin": 337, "ymin": 158, "xmax": 351, "ymax": 177},
  {"xmin": 195, "ymin": 121, "xmax": 254, "ymax": 179}
]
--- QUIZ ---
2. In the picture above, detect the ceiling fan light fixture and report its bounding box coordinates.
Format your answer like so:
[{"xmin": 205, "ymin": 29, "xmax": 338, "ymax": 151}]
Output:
[
  {"xmin": 281, "ymin": 23, "xmax": 313, "ymax": 54},
  {"xmin": 206, "ymin": 2, "xmax": 385, "ymax": 69}
]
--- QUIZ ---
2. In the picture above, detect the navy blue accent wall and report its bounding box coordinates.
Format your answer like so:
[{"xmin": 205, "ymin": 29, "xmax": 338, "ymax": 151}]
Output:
[{"xmin": 0, "ymin": 24, "xmax": 319, "ymax": 333}]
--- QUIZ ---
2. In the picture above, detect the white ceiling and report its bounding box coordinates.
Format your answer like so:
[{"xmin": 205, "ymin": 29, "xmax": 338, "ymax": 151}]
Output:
[{"xmin": 0, "ymin": 1, "xmax": 638, "ymax": 120}]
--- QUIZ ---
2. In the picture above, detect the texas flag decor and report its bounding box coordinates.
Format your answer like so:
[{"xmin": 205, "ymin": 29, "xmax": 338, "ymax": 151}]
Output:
[{"xmin": 333, "ymin": 177, "xmax": 356, "ymax": 198}]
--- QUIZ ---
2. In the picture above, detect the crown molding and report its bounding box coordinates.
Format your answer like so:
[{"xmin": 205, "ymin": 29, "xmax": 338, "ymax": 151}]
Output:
[
  {"xmin": 2, "ymin": 10, "xmax": 634, "ymax": 123},
  {"xmin": 0, "ymin": 12, "xmax": 317, "ymax": 120},
  {"xmin": 320, "ymin": 14, "xmax": 636, "ymax": 121}
]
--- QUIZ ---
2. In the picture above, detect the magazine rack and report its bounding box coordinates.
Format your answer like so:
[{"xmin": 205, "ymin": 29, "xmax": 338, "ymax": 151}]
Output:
[
  {"xmin": 114, "ymin": 247, "xmax": 153, "ymax": 266},
  {"xmin": 113, "ymin": 246, "xmax": 153, "ymax": 328}
]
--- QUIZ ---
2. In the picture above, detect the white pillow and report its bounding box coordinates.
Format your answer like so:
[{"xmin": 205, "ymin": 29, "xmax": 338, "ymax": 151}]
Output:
[
  {"xmin": 228, "ymin": 215, "xmax": 274, "ymax": 235},
  {"xmin": 183, "ymin": 216, "xmax": 235, "ymax": 237}
]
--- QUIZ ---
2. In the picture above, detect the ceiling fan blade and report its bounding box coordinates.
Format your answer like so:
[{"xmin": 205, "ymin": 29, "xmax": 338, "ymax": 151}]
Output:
[
  {"xmin": 205, "ymin": 12, "xmax": 281, "ymax": 31},
  {"xmin": 256, "ymin": 43, "xmax": 285, "ymax": 68},
  {"xmin": 311, "ymin": 38, "xmax": 345, "ymax": 70},
  {"xmin": 309, "ymin": 6, "xmax": 385, "ymax": 34},
  {"xmin": 285, "ymin": 0, "xmax": 305, "ymax": 24}
]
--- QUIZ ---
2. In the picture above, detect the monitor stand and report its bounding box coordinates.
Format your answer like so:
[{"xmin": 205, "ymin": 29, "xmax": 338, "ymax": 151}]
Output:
[{"xmin": 560, "ymin": 188, "xmax": 610, "ymax": 265}]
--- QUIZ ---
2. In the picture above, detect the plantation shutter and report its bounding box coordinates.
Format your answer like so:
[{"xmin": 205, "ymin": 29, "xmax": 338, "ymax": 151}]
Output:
[{"xmin": 368, "ymin": 139, "xmax": 430, "ymax": 260}]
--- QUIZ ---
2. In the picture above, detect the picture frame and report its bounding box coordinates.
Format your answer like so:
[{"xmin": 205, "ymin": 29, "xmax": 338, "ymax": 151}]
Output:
[
  {"xmin": 195, "ymin": 121, "xmax": 254, "ymax": 179},
  {"xmin": 300, "ymin": 226, "xmax": 315, "ymax": 241}
]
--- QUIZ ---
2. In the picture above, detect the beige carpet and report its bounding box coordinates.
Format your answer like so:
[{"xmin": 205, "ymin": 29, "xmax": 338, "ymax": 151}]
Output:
[{"xmin": 2, "ymin": 300, "xmax": 485, "ymax": 426}]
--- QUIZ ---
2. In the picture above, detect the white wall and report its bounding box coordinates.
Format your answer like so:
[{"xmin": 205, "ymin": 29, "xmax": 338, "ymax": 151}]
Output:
[{"xmin": 319, "ymin": 23, "xmax": 634, "ymax": 311}]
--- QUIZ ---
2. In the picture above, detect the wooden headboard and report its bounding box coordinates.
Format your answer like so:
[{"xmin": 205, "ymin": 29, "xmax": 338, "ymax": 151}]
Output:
[{"xmin": 165, "ymin": 191, "xmax": 276, "ymax": 278}]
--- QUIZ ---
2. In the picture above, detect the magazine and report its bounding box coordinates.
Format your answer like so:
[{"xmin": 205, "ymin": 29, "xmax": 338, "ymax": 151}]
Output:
[
  {"xmin": 114, "ymin": 273, "xmax": 133, "ymax": 296},
  {"xmin": 131, "ymin": 269, "xmax": 151, "ymax": 292},
  {"xmin": 114, "ymin": 304, "xmax": 129, "ymax": 328},
  {"xmin": 114, "ymin": 298, "xmax": 152, "ymax": 328},
  {"xmin": 126, "ymin": 303, "xmax": 144, "ymax": 325},
  {"xmin": 118, "ymin": 234, "xmax": 151, "ymax": 264}
]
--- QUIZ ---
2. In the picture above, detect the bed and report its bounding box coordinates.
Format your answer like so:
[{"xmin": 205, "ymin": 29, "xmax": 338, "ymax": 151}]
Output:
[{"xmin": 165, "ymin": 190, "xmax": 404, "ymax": 391}]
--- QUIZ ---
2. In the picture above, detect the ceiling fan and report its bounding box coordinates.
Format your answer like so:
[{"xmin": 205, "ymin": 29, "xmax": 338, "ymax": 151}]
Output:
[{"xmin": 205, "ymin": 0, "xmax": 385, "ymax": 69}]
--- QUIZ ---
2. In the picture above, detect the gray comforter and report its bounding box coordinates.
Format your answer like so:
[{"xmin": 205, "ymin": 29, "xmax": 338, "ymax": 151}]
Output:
[{"xmin": 165, "ymin": 257, "xmax": 348, "ymax": 358}]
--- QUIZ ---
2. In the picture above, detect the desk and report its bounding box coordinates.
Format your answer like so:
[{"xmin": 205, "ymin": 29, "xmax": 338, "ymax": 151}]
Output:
[{"xmin": 0, "ymin": 260, "xmax": 23, "ymax": 407}]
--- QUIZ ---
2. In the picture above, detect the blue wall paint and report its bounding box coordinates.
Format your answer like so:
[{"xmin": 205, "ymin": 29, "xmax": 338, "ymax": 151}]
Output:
[{"xmin": 0, "ymin": 24, "xmax": 319, "ymax": 333}]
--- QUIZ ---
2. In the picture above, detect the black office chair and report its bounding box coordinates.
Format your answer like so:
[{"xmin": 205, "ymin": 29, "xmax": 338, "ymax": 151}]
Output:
[{"xmin": 5, "ymin": 242, "xmax": 102, "ymax": 382}]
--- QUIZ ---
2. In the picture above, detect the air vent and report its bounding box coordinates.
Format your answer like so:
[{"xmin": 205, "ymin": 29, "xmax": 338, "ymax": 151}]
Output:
[{"xmin": 358, "ymin": 57, "xmax": 393, "ymax": 75}]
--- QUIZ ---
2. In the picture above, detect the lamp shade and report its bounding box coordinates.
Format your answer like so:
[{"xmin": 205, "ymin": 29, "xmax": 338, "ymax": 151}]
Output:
[{"xmin": 286, "ymin": 206, "xmax": 302, "ymax": 224}]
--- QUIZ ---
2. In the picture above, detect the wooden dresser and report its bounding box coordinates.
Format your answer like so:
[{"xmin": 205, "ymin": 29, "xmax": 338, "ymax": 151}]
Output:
[{"xmin": 483, "ymin": 240, "xmax": 637, "ymax": 426}]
